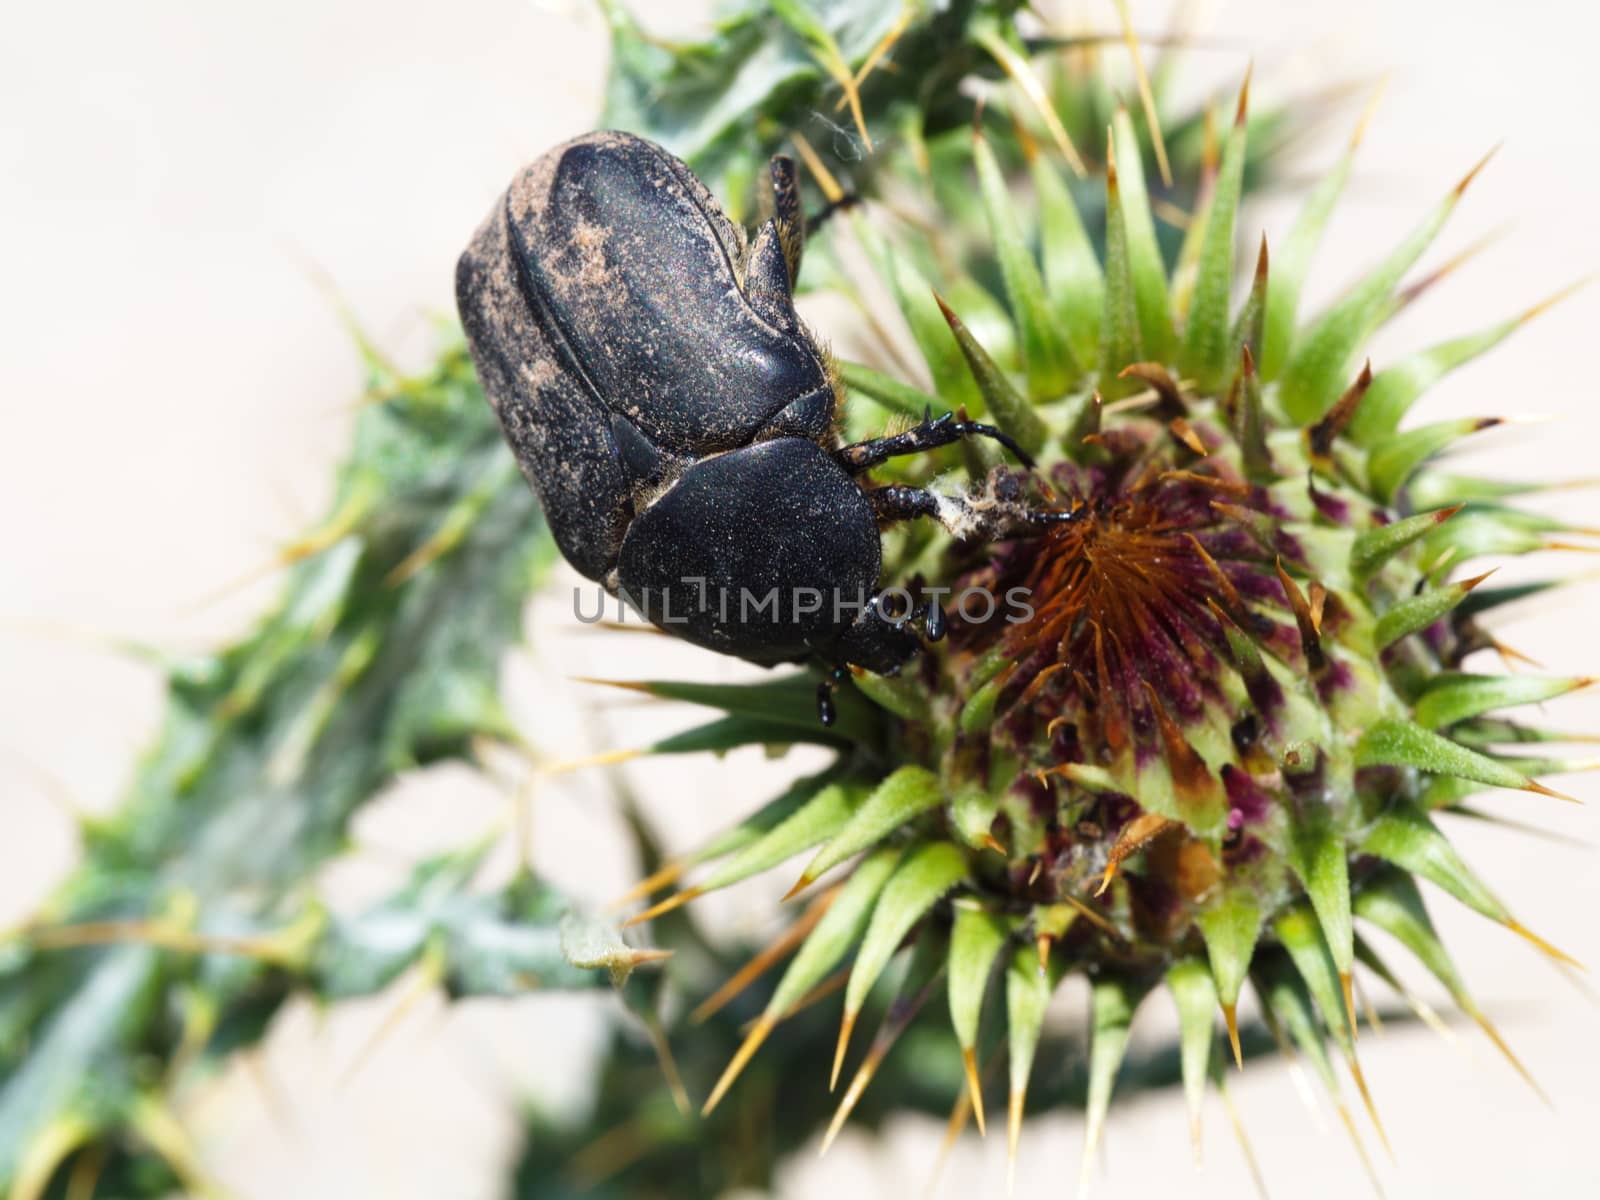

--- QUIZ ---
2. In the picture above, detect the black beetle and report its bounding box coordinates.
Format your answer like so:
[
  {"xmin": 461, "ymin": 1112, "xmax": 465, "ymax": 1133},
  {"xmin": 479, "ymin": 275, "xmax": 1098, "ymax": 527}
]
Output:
[{"xmin": 456, "ymin": 131, "xmax": 1066, "ymax": 722}]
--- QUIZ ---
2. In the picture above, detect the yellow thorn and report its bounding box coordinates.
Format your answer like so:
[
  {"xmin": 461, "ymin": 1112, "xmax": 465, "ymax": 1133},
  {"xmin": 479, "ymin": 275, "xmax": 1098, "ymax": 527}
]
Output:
[
  {"xmin": 830, "ymin": 1009, "xmax": 858, "ymax": 1091},
  {"xmin": 702, "ymin": 1014, "xmax": 774, "ymax": 1116},
  {"xmin": 1345, "ymin": 1053, "xmax": 1393, "ymax": 1160},
  {"xmin": 607, "ymin": 859, "xmax": 687, "ymax": 913},
  {"xmin": 539, "ymin": 747, "xmax": 643, "ymax": 777},
  {"xmin": 1453, "ymin": 142, "xmax": 1500, "ymax": 197},
  {"xmin": 1006, "ymin": 1087, "xmax": 1025, "ymax": 1198},
  {"xmin": 1518, "ymin": 275, "xmax": 1593, "ymax": 325},
  {"xmin": 790, "ymin": 131, "xmax": 846, "ymax": 204},
  {"xmin": 621, "ymin": 886, "xmax": 705, "ymax": 929},
  {"xmin": 981, "ymin": 833, "xmax": 1008, "ymax": 856},
  {"xmin": 781, "ymin": 871, "xmax": 817, "ymax": 902},
  {"xmin": 929, "ymin": 1077, "xmax": 974, "ymax": 1199},
  {"xmin": 1036, "ymin": 932, "xmax": 1054, "ymax": 975},
  {"xmin": 1524, "ymin": 779, "xmax": 1581, "ymax": 804},
  {"xmin": 338, "ymin": 951, "xmax": 443, "ymax": 1090},
  {"xmin": 976, "ymin": 28, "xmax": 1087, "ymax": 176},
  {"xmin": 837, "ymin": 6, "xmax": 912, "ymax": 107},
  {"xmin": 1113, "ymin": 0, "xmax": 1171, "ymax": 186},
  {"xmin": 642, "ymin": 1013, "xmax": 692, "ymax": 1117},
  {"xmin": 1348, "ymin": 74, "xmax": 1389, "ymax": 152},
  {"xmin": 1342, "ymin": 971, "xmax": 1361, "ymax": 1044},
  {"xmin": 689, "ymin": 887, "xmax": 838, "ymax": 1024},
  {"xmin": 1334, "ymin": 1102, "xmax": 1388, "ymax": 1200},
  {"xmin": 1470, "ymin": 1009, "xmax": 1550, "ymax": 1105},
  {"xmin": 962, "ymin": 1046, "xmax": 987, "ymax": 1137},
  {"xmin": 1504, "ymin": 919, "xmax": 1584, "ymax": 968},
  {"xmin": 820, "ymin": 1033, "xmax": 891, "ymax": 1156},
  {"xmin": 1217, "ymin": 1076, "xmax": 1271, "ymax": 1200},
  {"xmin": 1224, "ymin": 1002, "xmax": 1244, "ymax": 1069}
]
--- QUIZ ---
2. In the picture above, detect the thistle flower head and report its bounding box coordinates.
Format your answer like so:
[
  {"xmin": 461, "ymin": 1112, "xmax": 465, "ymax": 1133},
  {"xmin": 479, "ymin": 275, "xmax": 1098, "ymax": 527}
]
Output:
[{"xmin": 611, "ymin": 44, "xmax": 1593, "ymax": 1189}]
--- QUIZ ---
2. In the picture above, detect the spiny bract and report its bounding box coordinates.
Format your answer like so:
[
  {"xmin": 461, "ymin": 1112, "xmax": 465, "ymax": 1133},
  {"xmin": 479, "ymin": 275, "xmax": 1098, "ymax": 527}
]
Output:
[{"xmin": 610, "ymin": 53, "xmax": 1591, "ymax": 1193}]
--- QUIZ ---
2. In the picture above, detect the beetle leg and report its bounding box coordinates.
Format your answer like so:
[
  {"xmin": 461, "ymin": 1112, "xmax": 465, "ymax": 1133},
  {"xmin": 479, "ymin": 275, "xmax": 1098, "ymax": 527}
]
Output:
[
  {"xmin": 869, "ymin": 483, "xmax": 1089, "ymax": 541},
  {"xmin": 837, "ymin": 412, "xmax": 1037, "ymax": 474},
  {"xmin": 813, "ymin": 664, "xmax": 850, "ymax": 727}
]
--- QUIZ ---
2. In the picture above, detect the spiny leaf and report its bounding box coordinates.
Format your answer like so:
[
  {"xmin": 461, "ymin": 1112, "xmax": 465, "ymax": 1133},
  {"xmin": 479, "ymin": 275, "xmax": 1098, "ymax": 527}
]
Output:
[
  {"xmin": 1112, "ymin": 108, "xmax": 1177, "ymax": 360},
  {"xmin": 874, "ymin": 236, "xmax": 984, "ymax": 413},
  {"xmin": 790, "ymin": 766, "xmax": 944, "ymax": 895},
  {"xmin": 1350, "ymin": 505, "xmax": 1462, "ymax": 582},
  {"xmin": 973, "ymin": 130, "xmax": 1076, "ymax": 397},
  {"xmin": 1373, "ymin": 572, "xmax": 1490, "ymax": 650},
  {"xmin": 839, "ymin": 842, "xmax": 968, "ymax": 1063},
  {"xmin": 837, "ymin": 359, "xmax": 941, "ymax": 419},
  {"xmin": 1179, "ymin": 77, "xmax": 1250, "ymax": 390},
  {"xmin": 1280, "ymin": 151, "xmax": 1490, "ymax": 423},
  {"xmin": 702, "ymin": 845, "xmax": 902, "ymax": 1116},
  {"xmin": 1259, "ymin": 92, "xmax": 1373, "ymax": 379},
  {"xmin": 1196, "ymin": 886, "xmax": 1262, "ymax": 1066},
  {"xmin": 583, "ymin": 674, "xmax": 877, "ymax": 743},
  {"xmin": 1353, "ymin": 867, "xmax": 1547, "ymax": 1098},
  {"xmin": 1166, "ymin": 958, "xmax": 1218, "ymax": 1158},
  {"xmin": 1031, "ymin": 148, "xmax": 1103, "ymax": 368},
  {"xmin": 1355, "ymin": 718, "xmax": 1567, "ymax": 798},
  {"xmin": 1360, "ymin": 800, "xmax": 1509, "ymax": 924},
  {"xmin": 1079, "ymin": 973, "xmax": 1149, "ymax": 1196},
  {"xmin": 1368, "ymin": 416, "xmax": 1503, "ymax": 503},
  {"xmin": 1350, "ymin": 282, "xmax": 1587, "ymax": 443},
  {"xmin": 699, "ymin": 781, "xmax": 862, "ymax": 894},
  {"xmin": 1099, "ymin": 134, "xmax": 1144, "ymax": 395},
  {"xmin": 1414, "ymin": 673, "xmax": 1593, "ymax": 730},
  {"xmin": 1005, "ymin": 942, "xmax": 1065, "ymax": 1176},
  {"xmin": 1287, "ymin": 817, "xmax": 1353, "ymax": 978},
  {"xmin": 948, "ymin": 901, "xmax": 1010, "ymax": 1054},
  {"xmin": 935, "ymin": 293, "xmax": 1048, "ymax": 456}
]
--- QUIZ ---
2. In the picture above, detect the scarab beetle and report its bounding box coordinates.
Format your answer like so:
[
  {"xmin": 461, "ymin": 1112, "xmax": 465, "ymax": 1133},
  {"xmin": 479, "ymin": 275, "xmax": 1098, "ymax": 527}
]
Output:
[{"xmin": 456, "ymin": 131, "xmax": 1066, "ymax": 721}]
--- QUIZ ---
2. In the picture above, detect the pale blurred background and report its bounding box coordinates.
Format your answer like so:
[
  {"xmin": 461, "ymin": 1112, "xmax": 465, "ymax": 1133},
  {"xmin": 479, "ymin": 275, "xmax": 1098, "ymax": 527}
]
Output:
[{"xmin": 2, "ymin": 1, "xmax": 1597, "ymax": 1196}]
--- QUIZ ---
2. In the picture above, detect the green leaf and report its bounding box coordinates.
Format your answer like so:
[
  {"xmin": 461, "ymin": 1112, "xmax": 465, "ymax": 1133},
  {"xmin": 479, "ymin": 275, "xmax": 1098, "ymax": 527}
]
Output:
[
  {"xmin": 843, "ymin": 842, "xmax": 968, "ymax": 1020},
  {"xmin": 701, "ymin": 781, "xmax": 863, "ymax": 893},
  {"xmin": 1287, "ymin": 818, "xmax": 1353, "ymax": 976},
  {"xmin": 649, "ymin": 713, "xmax": 839, "ymax": 756},
  {"xmin": 1099, "ymin": 143, "xmax": 1144, "ymax": 394},
  {"xmin": 837, "ymin": 359, "xmax": 940, "ymax": 419},
  {"xmin": 1350, "ymin": 316, "xmax": 1527, "ymax": 444},
  {"xmin": 608, "ymin": 673, "xmax": 878, "ymax": 743},
  {"xmin": 948, "ymin": 901, "xmax": 1011, "ymax": 1052},
  {"xmin": 1005, "ymin": 942, "xmax": 1062, "ymax": 1134},
  {"xmin": 1166, "ymin": 958, "xmax": 1218, "ymax": 1149},
  {"xmin": 1368, "ymin": 417, "xmax": 1502, "ymax": 503},
  {"xmin": 766, "ymin": 845, "xmax": 904, "ymax": 1019},
  {"xmin": 1359, "ymin": 800, "xmax": 1509, "ymax": 924},
  {"xmin": 1373, "ymin": 576, "xmax": 1484, "ymax": 650},
  {"xmin": 1415, "ymin": 673, "xmax": 1593, "ymax": 730},
  {"xmin": 1032, "ymin": 150, "xmax": 1103, "ymax": 368},
  {"xmin": 874, "ymin": 236, "xmax": 984, "ymax": 414},
  {"xmin": 935, "ymin": 292, "xmax": 1048, "ymax": 455},
  {"xmin": 793, "ymin": 766, "xmax": 944, "ymax": 890},
  {"xmin": 1112, "ymin": 108, "xmax": 1176, "ymax": 361},
  {"xmin": 1196, "ymin": 886, "xmax": 1261, "ymax": 1013},
  {"xmin": 1179, "ymin": 89, "xmax": 1249, "ymax": 389},
  {"xmin": 1280, "ymin": 161, "xmax": 1482, "ymax": 423},
  {"xmin": 974, "ymin": 131, "xmax": 1076, "ymax": 397},
  {"xmin": 1349, "ymin": 506, "xmax": 1461, "ymax": 582},
  {"xmin": 1273, "ymin": 903, "xmax": 1353, "ymax": 1052},
  {"xmin": 1079, "ymin": 973, "xmax": 1148, "ymax": 1187},
  {"xmin": 1355, "ymin": 719, "xmax": 1554, "ymax": 797},
  {"xmin": 1260, "ymin": 136, "xmax": 1355, "ymax": 380}
]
